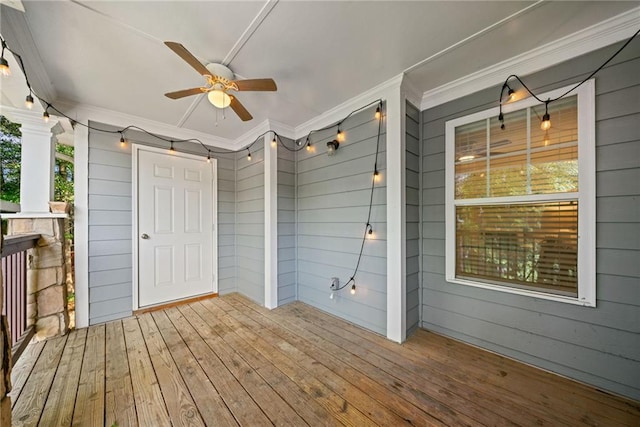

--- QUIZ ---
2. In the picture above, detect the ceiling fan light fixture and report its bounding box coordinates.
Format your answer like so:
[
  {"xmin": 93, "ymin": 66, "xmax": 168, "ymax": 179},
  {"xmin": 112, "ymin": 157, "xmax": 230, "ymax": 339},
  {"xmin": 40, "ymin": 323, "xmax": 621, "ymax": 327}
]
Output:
[{"xmin": 208, "ymin": 90, "xmax": 231, "ymax": 109}]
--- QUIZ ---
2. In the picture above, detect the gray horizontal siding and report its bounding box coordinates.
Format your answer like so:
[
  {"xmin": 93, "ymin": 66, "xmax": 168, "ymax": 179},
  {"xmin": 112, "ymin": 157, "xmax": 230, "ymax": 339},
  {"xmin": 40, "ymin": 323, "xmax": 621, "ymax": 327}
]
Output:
[
  {"xmin": 406, "ymin": 101, "xmax": 420, "ymax": 336},
  {"xmin": 87, "ymin": 123, "xmax": 236, "ymax": 324},
  {"xmin": 87, "ymin": 126, "xmax": 133, "ymax": 324},
  {"xmin": 217, "ymin": 152, "xmax": 237, "ymax": 295},
  {"xmin": 278, "ymin": 138, "xmax": 296, "ymax": 305},
  {"xmin": 296, "ymin": 106, "xmax": 387, "ymax": 335},
  {"xmin": 236, "ymin": 145, "xmax": 264, "ymax": 305},
  {"xmin": 420, "ymin": 41, "xmax": 640, "ymax": 400}
]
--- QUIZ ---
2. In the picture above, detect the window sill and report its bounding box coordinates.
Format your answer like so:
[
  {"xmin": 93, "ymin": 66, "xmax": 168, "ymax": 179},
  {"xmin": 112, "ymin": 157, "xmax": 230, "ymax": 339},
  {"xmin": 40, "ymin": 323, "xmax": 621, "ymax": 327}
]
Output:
[{"xmin": 446, "ymin": 276, "xmax": 596, "ymax": 307}]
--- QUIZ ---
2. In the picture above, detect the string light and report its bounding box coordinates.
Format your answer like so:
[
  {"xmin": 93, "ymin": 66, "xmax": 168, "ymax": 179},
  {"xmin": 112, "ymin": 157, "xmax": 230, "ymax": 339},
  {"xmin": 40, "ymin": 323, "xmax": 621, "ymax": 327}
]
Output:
[
  {"xmin": 119, "ymin": 133, "xmax": 126, "ymax": 147},
  {"xmin": 25, "ymin": 92, "xmax": 34, "ymax": 109},
  {"xmin": 506, "ymin": 85, "xmax": 515, "ymax": 101},
  {"xmin": 206, "ymin": 151, "xmax": 211, "ymax": 163},
  {"xmin": 375, "ymin": 105, "xmax": 381, "ymax": 120},
  {"xmin": 0, "ymin": 39, "xmax": 10, "ymax": 77},
  {"xmin": 0, "ymin": 33, "xmax": 387, "ymax": 178},
  {"xmin": 540, "ymin": 100, "xmax": 551, "ymax": 131},
  {"xmin": 374, "ymin": 168, "xmax": 380, "ymax": 181},
  {"xmin": 306, "ymin": 141, "xmax": 312, "ymax": 152},
  {"xmin": 327, "ymin": 102, "xmax": 383, "ymax": 298},
  {"xmin": 271, "ymin": 135, "xmax": 277, "ymax": 147},
  {"xmin": 498, "ymin": 28, "xmax": 639, "ymax": 131}
]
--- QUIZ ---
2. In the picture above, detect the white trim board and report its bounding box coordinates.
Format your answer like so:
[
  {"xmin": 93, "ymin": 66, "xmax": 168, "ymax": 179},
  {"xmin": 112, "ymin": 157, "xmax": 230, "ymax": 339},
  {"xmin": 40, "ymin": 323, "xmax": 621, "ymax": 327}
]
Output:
[{"xmin": 420, "ymin": 6, "xmax": 640, "ymax": 110}]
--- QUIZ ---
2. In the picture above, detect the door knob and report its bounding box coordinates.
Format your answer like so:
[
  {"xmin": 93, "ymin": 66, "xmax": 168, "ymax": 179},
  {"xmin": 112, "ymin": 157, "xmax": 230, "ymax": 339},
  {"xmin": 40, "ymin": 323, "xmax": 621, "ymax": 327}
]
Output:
[{"xmin": 141, "ymin": 233, "xmax": 149, "ymax": 239}]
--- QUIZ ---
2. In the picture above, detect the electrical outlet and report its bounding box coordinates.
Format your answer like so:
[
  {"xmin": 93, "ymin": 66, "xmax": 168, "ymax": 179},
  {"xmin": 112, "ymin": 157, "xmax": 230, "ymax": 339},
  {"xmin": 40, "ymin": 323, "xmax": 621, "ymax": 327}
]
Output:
[{"xmin": 330, "ymin": 277, "xmax": 339, "ymax": 289}]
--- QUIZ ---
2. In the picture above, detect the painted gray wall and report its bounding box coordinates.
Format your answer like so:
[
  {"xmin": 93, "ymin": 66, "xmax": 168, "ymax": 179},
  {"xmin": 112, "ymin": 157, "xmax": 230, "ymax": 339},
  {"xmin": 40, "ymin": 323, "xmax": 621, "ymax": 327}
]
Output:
[
  {"xmin": 296, "ymin": 107, "xmax": 387, "ymax": 335},
  {"xmin": 420, "ymin": 41, "xmax": 640, "ymax": 400},
  {"xmin": 235, "ymin": 145, "xmax": 265, "ymax": 305},
  {"xmin": 406, "ymin": 101, "xmax": 421, "ymax": 336},
  {"xmin": 87, "ymin": 125, "xmax": 133, "ymax": 324},
  {"xmin": 278, "ymin": 138, "xmax": 296, "ymax": 305},
  {"xmin": 87, "ymin": 125, "xmax": 236, "ymax": 324},
  {"xmin": 215, "ymin": 152, "xmax": 237, "ymax": 295}
]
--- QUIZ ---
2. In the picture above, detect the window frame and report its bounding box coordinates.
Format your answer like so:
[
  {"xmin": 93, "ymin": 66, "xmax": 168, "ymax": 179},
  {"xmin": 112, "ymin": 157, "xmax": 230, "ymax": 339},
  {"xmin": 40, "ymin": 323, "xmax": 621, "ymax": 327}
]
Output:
[{"xmin": 445, "ymin": 80, "xmax": 596, "ymax": 306}]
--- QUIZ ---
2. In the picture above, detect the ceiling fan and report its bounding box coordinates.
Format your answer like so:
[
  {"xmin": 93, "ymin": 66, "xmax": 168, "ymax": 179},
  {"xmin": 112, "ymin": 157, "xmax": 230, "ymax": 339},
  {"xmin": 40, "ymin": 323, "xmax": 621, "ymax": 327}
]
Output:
[{"xmin": 163, "ymin": 41, "xmax": 277, "ymax": 121}]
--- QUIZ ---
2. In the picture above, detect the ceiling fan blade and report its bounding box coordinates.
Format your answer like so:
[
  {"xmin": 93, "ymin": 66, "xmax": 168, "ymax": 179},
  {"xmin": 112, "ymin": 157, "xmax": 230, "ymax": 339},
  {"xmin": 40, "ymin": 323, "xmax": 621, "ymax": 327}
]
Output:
[
  {"xmin": 165, "ymin": 41, "xmax": 211, "ymax": 76},
  {"xmin": 164, "ymin": 87, "xmax": 206, "ymax": 99},
  {"xmin": 234, "ymin": 78, "xmax": 277, "ymax": 91},
  {"xmin": 229, "ymin": 95, "xmax": 253, "ymax": 121}
]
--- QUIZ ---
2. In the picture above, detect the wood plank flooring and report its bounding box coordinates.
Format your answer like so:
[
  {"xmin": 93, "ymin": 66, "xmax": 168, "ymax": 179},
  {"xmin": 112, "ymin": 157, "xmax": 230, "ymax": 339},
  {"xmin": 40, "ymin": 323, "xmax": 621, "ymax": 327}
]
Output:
[{"xmin": 9, "ymin": 294, "xmax": 640, "ymax": 426}]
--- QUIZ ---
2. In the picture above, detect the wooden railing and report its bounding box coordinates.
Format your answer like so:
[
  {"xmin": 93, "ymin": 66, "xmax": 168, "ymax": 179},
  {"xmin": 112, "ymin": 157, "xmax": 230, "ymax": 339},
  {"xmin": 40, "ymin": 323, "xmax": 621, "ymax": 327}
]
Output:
[{"xmin": 1, "ymin": 233, "xmax": 39, "ymax": 362}]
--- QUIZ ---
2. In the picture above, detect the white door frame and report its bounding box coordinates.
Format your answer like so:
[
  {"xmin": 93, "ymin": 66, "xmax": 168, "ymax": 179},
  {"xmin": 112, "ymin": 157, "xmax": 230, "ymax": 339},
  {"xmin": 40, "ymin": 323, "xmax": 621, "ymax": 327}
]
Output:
[{"xmin": 132, "ymin": 144, "xmax": 218, "ymax": 310}]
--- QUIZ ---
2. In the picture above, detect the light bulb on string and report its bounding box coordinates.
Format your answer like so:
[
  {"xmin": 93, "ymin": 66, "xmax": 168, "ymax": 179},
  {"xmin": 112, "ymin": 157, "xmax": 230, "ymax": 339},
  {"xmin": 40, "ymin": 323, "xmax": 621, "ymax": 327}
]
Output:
[
  {"xmin": 247, "ymin": 149, "xmax": 252, "ymax": 161},
  {"xmin": 507, "ymin": 87, "xmax": 515, "ymax": 101},
  {"xmin": 43, "ymin": 110, "xmax": 50, "ymax": 123},
  {"xmin": 0, "ymin": 41, "xmax": 10, "ymax": 77},
  {"xmin": 350, "ymin": 283, "xmax": 356, "ymax": 295},
  {"xmin": 374, "ymin": 168, "xmax": 380, "ymax": 182},
  {"xmin": 375, "ymin": 105, "xmax": 381, "ymax": 120},
  {"xmin": 306, "ymin": 141, "xmax": 312, "ymax": 152},
  {"xmin": 119, "ymin": 134, "xmax": 126, "ymax": 148},
  {"xmin": 206, "ymin": 152, "xmax": 211, "ymax": 163},
  {"xmin": 271, "ymin": 135, "xmax": 277, "ymax": 148},
  {"xmin": 169, "ymin": 141, "xmax": 175, "ymax": 152},
  {"xmin": 336, "ymin": 127, "xmax": 344, "ymax": 142},
  {"xmin": 25, "ymin": 92, "xmax": 34, "ymax": 109},
  {"xmin": 540, "ymin": 100, "xmax": 551, "ymax": 131}
]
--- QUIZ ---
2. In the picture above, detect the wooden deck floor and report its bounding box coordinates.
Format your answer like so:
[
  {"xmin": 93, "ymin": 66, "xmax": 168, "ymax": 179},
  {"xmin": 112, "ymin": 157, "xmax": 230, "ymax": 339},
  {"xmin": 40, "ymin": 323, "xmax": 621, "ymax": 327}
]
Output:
[{"xmin": 9, "ymin": 293, "xmax": 640, "ymax": 426}]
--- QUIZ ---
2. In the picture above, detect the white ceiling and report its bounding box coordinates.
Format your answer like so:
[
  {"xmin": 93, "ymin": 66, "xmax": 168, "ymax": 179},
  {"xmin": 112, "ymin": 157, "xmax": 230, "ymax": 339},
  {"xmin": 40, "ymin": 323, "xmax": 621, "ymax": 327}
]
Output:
[{"xmin": 1, "ymin": 1, "xmax": 638, "ymax": 147}]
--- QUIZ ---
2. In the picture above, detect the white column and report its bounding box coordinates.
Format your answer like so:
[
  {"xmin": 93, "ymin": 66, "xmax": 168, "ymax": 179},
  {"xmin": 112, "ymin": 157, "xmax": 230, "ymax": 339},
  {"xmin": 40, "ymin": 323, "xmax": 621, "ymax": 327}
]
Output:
[
  {"xmin": 11, "ymin": 110, "xmax": 57, "ymax": 213},
  {"xmin": 386, "ymin": 87, "xmax": 407, "ymax": 343},
  {"xmin": 264, "ymin": 134, "xmax": 279, "ymax": 309},
  {"xmin": 73, "ymin": 119, "xmax": 90, "ymax": 328}
]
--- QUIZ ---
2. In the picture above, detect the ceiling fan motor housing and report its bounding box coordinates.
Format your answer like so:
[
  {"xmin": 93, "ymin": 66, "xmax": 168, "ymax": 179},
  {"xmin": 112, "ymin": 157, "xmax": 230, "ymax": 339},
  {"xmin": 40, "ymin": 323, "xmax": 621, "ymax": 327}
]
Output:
[{"xmin": 206, "ymin": 63, "xmax": 235, "ymax": 85}]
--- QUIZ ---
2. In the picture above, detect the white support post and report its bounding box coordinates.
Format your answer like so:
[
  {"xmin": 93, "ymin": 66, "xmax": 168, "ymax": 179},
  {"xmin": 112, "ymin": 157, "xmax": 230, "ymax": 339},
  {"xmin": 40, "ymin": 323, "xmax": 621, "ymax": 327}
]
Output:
[
  {"xmin": 9, "ymin": 110, "xmax": 57, "ymax": 213},
  {"xmin": 264, "ymin": 134, "xmax": 279, "ymax": 309},
  {"xmin": 74, "ymin": 119, "xmax": 90, "ymax": 328},
  {"xmin": 386, "ymin": 86, "xmax": 407, "ymax": 343}
]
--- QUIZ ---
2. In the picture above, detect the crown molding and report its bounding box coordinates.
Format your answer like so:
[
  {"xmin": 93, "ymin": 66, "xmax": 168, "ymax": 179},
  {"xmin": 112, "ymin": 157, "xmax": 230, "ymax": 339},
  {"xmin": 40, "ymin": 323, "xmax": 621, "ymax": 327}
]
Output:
[
  {"xmin": 294, "ymin": 73, "xmax": 404, "ymax": 139},
  {"xmin": 55, "ymin": 99, "xmax": 237, "ymax": 150},
  {"xmin": 232, "ymin": 119, "xmax": 272, "ymax": 149},
  {"xmin": 420, "ymin": 6, "xmax": 640, "ymax": 110}
]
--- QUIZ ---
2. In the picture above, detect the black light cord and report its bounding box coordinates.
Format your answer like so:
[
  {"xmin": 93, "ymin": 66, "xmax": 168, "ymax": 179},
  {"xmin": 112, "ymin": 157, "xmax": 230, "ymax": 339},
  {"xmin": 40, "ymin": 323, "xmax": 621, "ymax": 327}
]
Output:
[
  {"xmin": 332, "ymin": 100, "xmax": 384, "ymax": 292},
  {"xmin": 498, "ymin": 27, "xmax": 639, "ymax": 128}
]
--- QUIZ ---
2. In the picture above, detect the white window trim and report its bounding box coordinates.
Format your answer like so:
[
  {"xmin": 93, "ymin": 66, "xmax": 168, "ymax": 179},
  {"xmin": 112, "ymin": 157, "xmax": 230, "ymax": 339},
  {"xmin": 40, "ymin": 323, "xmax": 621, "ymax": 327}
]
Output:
[{"xmin": 445, "ymin": 80, "xmax": 596, "ymax": 307}]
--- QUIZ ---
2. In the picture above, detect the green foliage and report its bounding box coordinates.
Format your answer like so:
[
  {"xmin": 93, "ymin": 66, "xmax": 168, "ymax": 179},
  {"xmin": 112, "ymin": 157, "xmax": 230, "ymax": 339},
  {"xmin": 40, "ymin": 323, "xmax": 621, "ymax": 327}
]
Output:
[
  {"xmin": 1, "ymin": 115, "xmax": 22, "ymax": 203},
  {"xmin": 55, "ymin": 142, "xmax": 75, "ymax": 203},
  {"xmin": 0, "ymin": 115, "xmax": 75, "ymax": 204}
]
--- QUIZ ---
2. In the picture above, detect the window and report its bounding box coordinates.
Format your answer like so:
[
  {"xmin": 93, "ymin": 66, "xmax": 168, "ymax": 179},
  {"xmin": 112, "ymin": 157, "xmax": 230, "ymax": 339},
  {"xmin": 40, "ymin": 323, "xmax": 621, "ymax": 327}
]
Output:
[{"xmin": 445, "ymin": 80, "xmax": 595, "ymax": 306}]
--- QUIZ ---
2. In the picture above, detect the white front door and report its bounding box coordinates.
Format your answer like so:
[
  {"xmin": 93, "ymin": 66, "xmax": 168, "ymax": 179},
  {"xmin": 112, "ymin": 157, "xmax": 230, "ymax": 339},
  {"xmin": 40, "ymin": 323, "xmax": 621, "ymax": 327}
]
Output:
[{"xmin": 136, "ymin": 147, "xmax": 216, "ymax": 308}]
